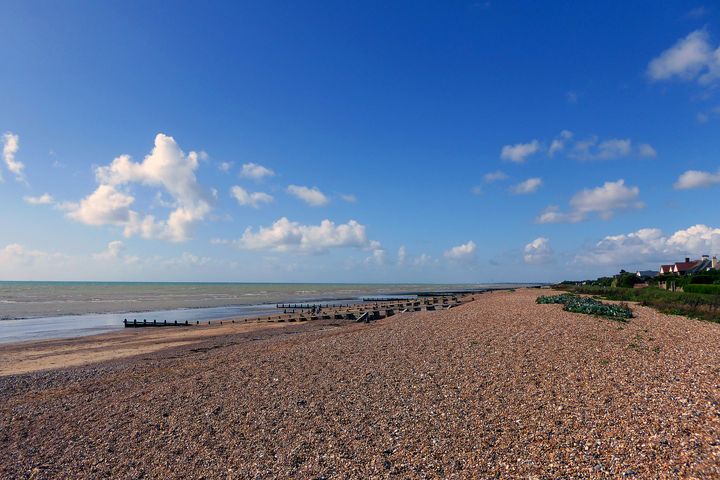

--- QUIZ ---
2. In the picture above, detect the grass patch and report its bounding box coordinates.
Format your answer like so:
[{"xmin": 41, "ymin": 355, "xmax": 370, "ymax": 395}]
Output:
[
  {"xmin": 684, "ymin": 284, "xmax": 720, "ymax": 295},
  {"xmin": 556, "ymin": 286, "xmax": 720, "ymax": 323}
]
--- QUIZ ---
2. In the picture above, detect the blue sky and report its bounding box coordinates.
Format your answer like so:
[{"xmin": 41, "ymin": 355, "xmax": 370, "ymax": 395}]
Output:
[{"xmin": 1, "ymin": 1, "xmax": 720, "ymax": 282}]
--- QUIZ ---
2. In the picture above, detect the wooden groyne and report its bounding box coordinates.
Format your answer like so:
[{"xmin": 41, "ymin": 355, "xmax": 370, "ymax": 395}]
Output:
[
  {"xmin": 275, "ymin": 303, "xmax": 348, "ymax": 310},
  {"xmin": 123, "ymin": 319, "xmax": 192, "ymax": 328},
  {"xmin": 121, "ymin": 290, "xmax": 497, "ymax": 329},
  {"xmin": 361, "ymin": 297, "xmax": 413, "ymax": 302}
]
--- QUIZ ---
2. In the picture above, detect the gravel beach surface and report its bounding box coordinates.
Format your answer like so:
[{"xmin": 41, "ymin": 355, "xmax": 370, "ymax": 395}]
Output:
[{"xmin": 2, "ymin": 289, "xmax": 720, "ymax": 478}]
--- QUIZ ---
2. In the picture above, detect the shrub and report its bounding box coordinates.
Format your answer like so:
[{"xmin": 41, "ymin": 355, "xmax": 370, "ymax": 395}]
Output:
[
  {"xmin": 684, "ymin": 284, "xmax": 720, "ymax": 295},
  {"xmin": 690, "ymin": 275, "xmax": 715, "ymax": 285},
  {"xmin": 614, "ymin": 274, "xmax": 644, "ymax": 289},
  {"xmin": 592, "ymin": 277, "xmax": 613, "ymax": 287}
]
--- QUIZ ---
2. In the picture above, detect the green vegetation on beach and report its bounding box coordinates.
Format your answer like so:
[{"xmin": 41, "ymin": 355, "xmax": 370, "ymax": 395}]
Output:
[
  {"xmin": 536, "ymin": 294, "xmax": 633, "ymax": 321},
  {"xmin": 557, "ymin": 285, "xmax": 720, "ymax": 323}
]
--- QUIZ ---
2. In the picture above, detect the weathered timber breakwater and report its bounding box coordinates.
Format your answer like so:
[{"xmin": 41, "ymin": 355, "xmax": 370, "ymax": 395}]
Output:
[{"xmin": 122, "ymin": 292, "xmax": 480, "ymax": 328}]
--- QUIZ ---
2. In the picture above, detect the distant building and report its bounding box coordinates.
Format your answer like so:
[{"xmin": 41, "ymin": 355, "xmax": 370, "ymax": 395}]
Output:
[
  {"xmin": 659, "ymin": 264, "xmax": 674, "ymax": 275},
  {"xmin": 636, "ymin": 270, "xmax": 658, "ymax": 278},
  {"xmin": 661, "ymin": 256, "xmax": 715, "ymax": 275}
]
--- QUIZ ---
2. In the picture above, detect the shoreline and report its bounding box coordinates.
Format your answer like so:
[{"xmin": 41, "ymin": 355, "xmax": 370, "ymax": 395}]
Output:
[
  {"xmin": 0, "ymin": 292, "xmax": 480, "ymax": 375},
  {"xmin": 0, "ymin": 287, "xmax": 520, "ymax": 344}
]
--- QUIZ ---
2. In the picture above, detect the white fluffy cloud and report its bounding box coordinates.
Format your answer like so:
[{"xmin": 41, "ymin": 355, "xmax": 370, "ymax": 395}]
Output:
[
  {"xmin": 511, "ymin": 177, "xmax": 543, "ymax": 194},
  {"xmin": 24, "ymin": 193, "xmax": 54, "ymax": 205},
  {"xmin": 2, "ymin": 132, "xmax": 25, "ymax": 183},
  {"xmin": 536, "ymin": 206, "xmax": 584, "ymax": 224},
  {"xmin": 647, "ymin": 29, "xmax": 720, "ymax": 85},
  {"xmin": 575, "ymin": 224, "xmax": 720, "ymax": 266},
  {"xmin": 65, "ymin": 134, "xmax": 211, "ymax": 242},
  {"xmin": 287, "ymin": 185, "xmax": 329, "ymax": 206},
  {"xmin": 570, "ymin": 179, "xmax": 643, "ymax": 216},
  {"xmin": 500, "ymin": 140, "xmax": 540, "ymax": 163},
  {"xmin": 105, "ymin": 240, "xmax": 125, "ymax": 258},
  {"xmin": 483, "ymin": 170, "xmax": 508, "ymax": 182},
  {"xmin": 548, "ymin": 130, "xmax": 573, "ymax": 157},
  {"xmin": 92, "ymin": 240, "xmax": 128, "ymax": 261},
  {"xmin": 397, "ymin": 245, "xmax": 407, "ymax": 265},
  {"xmin": 67, "ymin": 184, "xmax": 135, "ymax": 226},
  {"xmin": 569, "ymin": 137, "xmax": 632, "ymax": 161},
  {"xmin": 340, "ymin": 193, "xmax": 357, "ymax": 203},
  {"xmin": 0, "ymin": 243, "xmax": 40, "ymax": 264},
  {"xmin": 674, "ymin": 169, "xmax": 720, "ymax": 189},
  {"xmin": 537, "ymin": 179, "xmax": 643, "ymax": 223},
  {"xmin": 230, "ymin": 185, "xmax": 274, "ymax": 208},
  {"xmin": 637, "ymin": 143, "xmax": 657, "ymax": 158},
  {"xmin": 504, "ymin": 131, "xmax": 655, "ymax": 162},
  {"xmin": 365, "ymin": 241, "xmax": 387, "ymax": 265},
  {"xmin": 413, "ymin": 253, "xmax": 433, "ymax": 266},
  {"xmin": 0, "ymin": 243, "xmax": 68, "ymax": 268},
  {"xmin": 218, "ymin": 161, "xmax": 233, "ymax": 173},
  {"xmin": 444, "ymin": 240, "xmax": 477, "ymax": 260},
  {"xmin": 240, "ymin": 162, "xmax": 275, "ymax": 180},
  {"xmin": 232, "ymin": 217, "xmax": 380, "ymax": 254},
  {"xmin": 523, "ymin": 237, "xmax": 553, "ymax": 264},
  {"xmin": 394, "ymin": 245, "xmax": 435, "ymax": 267}
]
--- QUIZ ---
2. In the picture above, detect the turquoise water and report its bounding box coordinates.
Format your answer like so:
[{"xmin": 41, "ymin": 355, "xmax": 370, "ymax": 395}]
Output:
[{"xmin": 0, "ymin": 282, "xmax": 526, "ymax": 343}]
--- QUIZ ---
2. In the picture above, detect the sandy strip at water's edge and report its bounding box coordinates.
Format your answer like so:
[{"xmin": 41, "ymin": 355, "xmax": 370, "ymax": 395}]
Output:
[{"xmin": 0, "ymin": 320, "xmax": 291, "ymax": 376}]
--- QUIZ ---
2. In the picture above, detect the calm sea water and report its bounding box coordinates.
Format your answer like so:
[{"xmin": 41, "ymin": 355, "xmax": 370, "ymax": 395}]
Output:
[{"xmin": 0, "ymin": 282, "xmax": 524, "ymax": 343}]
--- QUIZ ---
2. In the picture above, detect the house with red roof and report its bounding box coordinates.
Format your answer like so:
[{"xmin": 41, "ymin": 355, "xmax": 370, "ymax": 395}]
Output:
[
  {"xmin": 660, "ymin": 256, "xmax": 714, "ymax": 275},
  {"xmin": 659, "ymin": 264, "xmax": 674, "ymax": 275}
]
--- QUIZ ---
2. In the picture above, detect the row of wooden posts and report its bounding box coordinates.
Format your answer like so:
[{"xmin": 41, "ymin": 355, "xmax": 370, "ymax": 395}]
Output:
[{"xmin": 124, "ymin": 294, "xmax": 470, "ymax": 328}]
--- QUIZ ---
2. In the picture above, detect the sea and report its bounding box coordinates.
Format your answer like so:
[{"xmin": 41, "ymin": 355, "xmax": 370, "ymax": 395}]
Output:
[{"xmin": 0, "ymin": 282, "xmax": 529, "ymax": 344}]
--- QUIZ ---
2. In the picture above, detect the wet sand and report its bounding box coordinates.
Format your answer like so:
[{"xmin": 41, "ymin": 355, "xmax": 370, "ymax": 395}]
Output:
[
  {"xmin": 0, "ymin": 321, "xmax": 291, "ymax": 376},
  {"xmin": 2, "ymin": 289, "xmax": 720, "ymax": 478}
]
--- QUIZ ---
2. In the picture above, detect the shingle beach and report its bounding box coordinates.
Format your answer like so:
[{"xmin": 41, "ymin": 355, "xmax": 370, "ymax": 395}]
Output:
[{"xmin": 2, "ymin": 289, "xmax": 719, "ymax": 478}]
